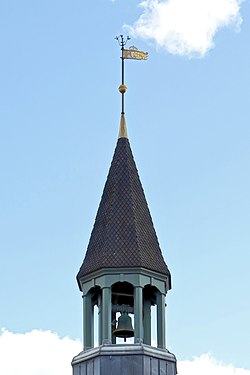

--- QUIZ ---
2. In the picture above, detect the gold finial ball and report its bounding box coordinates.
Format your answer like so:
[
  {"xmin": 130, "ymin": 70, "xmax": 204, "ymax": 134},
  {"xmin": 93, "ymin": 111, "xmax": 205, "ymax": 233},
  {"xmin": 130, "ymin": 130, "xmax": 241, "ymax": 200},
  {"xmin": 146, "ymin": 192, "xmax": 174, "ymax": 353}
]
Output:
[{"xmin": 119, "ymin": 84, "xmax": 127, "ymax": 94}]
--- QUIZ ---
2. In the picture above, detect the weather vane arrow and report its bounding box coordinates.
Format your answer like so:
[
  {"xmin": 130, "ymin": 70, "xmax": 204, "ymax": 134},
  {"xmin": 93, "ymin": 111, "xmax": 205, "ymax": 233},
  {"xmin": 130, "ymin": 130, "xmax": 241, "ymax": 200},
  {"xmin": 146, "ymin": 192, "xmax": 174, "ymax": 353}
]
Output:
[{"xmin": 115, "ymin": 35, "xmax": 148, "ymax": 116}]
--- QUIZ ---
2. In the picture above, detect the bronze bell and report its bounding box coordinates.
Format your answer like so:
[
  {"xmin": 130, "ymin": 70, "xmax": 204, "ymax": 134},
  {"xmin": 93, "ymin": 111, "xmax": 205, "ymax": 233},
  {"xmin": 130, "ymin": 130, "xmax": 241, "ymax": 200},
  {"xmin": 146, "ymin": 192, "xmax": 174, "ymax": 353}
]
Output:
[{"xmin": 113, "ymin": 312, "xmax": 134, "ymax": 341}]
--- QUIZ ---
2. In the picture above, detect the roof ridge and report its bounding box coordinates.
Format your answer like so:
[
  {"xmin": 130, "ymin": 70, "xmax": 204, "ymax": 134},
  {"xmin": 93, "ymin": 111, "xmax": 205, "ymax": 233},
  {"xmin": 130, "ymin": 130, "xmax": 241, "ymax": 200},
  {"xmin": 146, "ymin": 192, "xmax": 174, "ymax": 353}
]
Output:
[
  {"xmin": 101, "ymin": 163, "xmax": 117, "ymax": 266},
  {"xmin": 125, "ymin": 141, "xmax": 142, "ymax": 266}
]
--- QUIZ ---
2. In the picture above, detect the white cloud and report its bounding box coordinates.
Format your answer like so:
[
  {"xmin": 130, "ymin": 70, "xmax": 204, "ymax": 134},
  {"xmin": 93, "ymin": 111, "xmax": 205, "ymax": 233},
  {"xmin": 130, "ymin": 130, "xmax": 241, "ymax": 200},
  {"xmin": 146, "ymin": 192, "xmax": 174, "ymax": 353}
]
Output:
[
  {"xmin": 178, "ymin": 354, "xmax": 250, "ymax": 375},
  {"xmin": 1, "ymin": 329, "xmax": 250, "ymax": 375},
  {"xmin": 125, "ymin": 0, "xmax": 244, "ymax": 57},
  {"xmin": 0, "ymin": 328, "xmax": 82, "ymax": 375}
]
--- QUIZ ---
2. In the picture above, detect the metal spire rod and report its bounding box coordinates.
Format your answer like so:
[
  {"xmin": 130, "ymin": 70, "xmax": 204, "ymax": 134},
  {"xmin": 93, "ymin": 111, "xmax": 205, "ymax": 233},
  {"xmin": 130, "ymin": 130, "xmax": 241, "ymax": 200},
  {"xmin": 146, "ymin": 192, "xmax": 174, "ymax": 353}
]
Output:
[{"xmin": 115, "ymin": 35, "xmax": 130, "ymax": 115}]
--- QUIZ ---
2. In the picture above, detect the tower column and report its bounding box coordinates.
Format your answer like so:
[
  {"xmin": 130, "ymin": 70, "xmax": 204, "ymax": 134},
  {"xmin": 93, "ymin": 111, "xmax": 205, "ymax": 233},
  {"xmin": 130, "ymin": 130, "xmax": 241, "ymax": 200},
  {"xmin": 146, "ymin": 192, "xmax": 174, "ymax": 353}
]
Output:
[
  {"xmin": 83, "ymin": 293, "xmax": 94, "ymax": 350},
  {"xmin": 101, "ymin": 287, "xmax": 112, "ymax": 344},
  {"xmin": 134, "ymin": 286, "xmax": 143, "ymax": 343},
  {"xmin": 143, "ymin": 298, "xmax": 151, "ymax": 345},
  {"xmin": 157, "ymin": 291, "xmax": 166, "ymax": 349}
]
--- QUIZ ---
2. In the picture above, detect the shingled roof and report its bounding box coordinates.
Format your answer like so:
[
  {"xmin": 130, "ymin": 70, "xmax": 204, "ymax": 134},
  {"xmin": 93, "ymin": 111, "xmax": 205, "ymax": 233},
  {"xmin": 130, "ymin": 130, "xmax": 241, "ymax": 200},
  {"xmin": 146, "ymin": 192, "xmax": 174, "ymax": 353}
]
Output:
[{"xmin": 77, "ymin": 118, "xmax": 170, "ymax": 282}]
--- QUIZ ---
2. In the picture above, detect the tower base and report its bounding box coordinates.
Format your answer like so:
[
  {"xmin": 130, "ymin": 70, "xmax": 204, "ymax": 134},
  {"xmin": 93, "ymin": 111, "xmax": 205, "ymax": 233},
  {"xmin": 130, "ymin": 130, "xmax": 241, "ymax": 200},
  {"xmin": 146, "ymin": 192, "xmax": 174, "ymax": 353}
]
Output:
[{"xmin": 72, "ymin": 344, "xmax": 177, "ymax": 375}]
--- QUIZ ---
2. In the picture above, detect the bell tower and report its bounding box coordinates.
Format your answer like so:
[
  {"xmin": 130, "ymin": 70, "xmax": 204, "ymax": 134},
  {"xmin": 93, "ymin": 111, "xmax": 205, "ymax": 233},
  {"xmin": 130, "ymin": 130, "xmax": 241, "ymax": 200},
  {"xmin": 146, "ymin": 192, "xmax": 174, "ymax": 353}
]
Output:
[{"xmin": 72, "ymin": 36, "xmax": 177, "ymax": 375}]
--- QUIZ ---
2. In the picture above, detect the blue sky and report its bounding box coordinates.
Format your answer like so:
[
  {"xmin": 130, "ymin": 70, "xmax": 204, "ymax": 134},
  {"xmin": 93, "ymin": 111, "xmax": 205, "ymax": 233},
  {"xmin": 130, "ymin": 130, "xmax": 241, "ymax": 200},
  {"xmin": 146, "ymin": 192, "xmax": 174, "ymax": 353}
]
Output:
[{"xmin": 0, "ymin": 0, "xmax": 250, "ymax": 374}]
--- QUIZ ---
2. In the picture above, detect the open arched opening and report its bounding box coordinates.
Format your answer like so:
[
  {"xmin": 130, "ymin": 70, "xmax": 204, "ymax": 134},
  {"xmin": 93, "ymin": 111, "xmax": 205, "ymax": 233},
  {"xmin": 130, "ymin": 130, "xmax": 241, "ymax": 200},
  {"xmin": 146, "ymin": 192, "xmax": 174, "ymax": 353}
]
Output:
[
  {"xmin": 83, "ymin": 286, "xmax": 101, "ymax": 349},
  {"xmin": 111, "ymin": 282, "xmax": 134, "ymax": 344}
]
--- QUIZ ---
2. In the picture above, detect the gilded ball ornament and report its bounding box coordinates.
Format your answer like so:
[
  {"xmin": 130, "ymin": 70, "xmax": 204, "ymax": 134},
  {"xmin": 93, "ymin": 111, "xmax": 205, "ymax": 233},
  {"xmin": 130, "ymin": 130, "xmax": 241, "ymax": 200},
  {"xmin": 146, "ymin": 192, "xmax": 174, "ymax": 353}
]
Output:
[{"xmin": 119, "ymin": 84, "xmax": 127, "ymax": 94}]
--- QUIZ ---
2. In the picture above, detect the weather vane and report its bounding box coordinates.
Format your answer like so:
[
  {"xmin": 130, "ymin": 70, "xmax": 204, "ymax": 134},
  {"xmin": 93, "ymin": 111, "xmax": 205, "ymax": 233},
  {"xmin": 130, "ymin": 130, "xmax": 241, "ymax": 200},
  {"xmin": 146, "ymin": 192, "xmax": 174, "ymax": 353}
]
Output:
[{"xmin": 115, "ymin": 35, "xmax": 148, "ymax": 115}]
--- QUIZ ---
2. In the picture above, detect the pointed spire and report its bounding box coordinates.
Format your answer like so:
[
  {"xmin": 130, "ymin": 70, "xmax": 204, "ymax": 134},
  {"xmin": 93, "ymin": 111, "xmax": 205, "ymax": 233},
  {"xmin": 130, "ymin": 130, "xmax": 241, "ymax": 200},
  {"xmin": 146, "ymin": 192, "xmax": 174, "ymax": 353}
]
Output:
[
  {"xmin": 77, "ymin": 136, "xmax": 171, "ymax": 282},
  {"xmin": 118, "ymin": 113, "xmax": 128, "ymax": 139}
]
